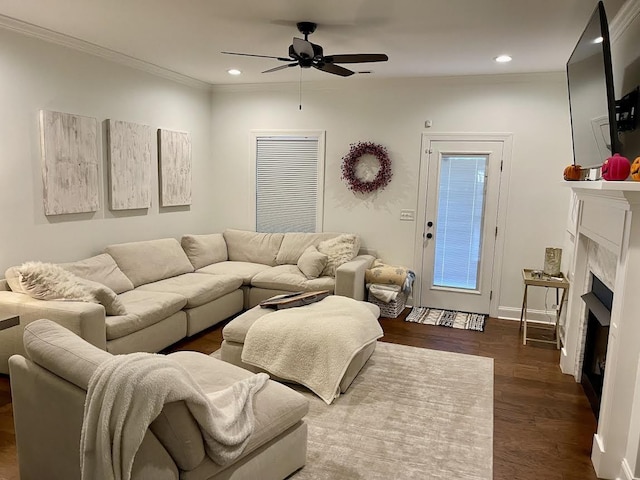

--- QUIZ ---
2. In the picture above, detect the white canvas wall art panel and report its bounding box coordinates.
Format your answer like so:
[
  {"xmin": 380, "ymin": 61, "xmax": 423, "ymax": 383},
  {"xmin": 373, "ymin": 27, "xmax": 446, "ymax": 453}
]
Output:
[
  {"xmin": 107, "ymin": 120, "xmax": 152, "ymax": 210},
  {"xmin": 158, "ymin": 129, "xmax": 192, "ymax": 207},
  {"xmin": 40, "ymin": 110, "xmax": 99, "ymax": 215}
]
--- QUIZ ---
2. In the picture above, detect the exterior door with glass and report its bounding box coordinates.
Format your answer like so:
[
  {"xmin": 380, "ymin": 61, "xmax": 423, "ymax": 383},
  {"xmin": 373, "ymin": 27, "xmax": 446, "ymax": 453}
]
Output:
[{"xmin": 419, "ymin": 139, "xmax": 504, "ymax": 314}]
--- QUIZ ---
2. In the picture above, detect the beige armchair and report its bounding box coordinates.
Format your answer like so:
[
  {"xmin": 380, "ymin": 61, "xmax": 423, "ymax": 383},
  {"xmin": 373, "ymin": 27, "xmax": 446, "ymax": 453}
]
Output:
[{"xmin": 9, "ymin": 320, "xmax": 309, "ymax": 480}]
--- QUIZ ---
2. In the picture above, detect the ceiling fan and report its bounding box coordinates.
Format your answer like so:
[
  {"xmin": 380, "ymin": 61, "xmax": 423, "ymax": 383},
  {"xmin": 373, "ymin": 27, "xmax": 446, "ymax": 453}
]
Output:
[{"xmin": 221, "ymin": 22, "xmax": 388, "ymax": 77}]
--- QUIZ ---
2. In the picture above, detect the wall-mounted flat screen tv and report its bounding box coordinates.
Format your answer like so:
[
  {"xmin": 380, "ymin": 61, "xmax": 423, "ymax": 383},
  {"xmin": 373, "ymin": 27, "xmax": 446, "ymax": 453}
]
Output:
[{"xmin": 566, "ymin": 1, "xmax": 619, "ymax": 168}]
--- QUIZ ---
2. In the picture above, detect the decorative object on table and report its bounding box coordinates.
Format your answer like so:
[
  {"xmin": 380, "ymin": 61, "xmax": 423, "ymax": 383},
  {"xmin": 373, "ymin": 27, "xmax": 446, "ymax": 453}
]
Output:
[
  {"xmin": 107, "ymin": 120, "xmax": 152, "ymax": 211},
  {"xmin": 341, "ymin": 141, "xmax": 392, "ymax": 193},
  {"xmin": 158, "ymin": 129, "xmax": 192, "ymax": 206},
  {"xmin": 259, "ymin": 290, "xmax": 330, "ymax": 310},
  {"xmin": 39, "ymin": 110, "xmax": 99, "ymax": 215},
  {"xmin": 601, "ymin": 153, "xmax": 630, "ymax": 181},
  {"xmin": 563, "ymin": 163, "xmax": 583, "ymax": 181},
  {"xmin": 405, "ymin": 307, "xmax": 486, "ymax": 332},
  {"xmin": 630, "ymin": 157, "xmax": 640, "ymax": 181},
  {"xmin": 543, "ymin": 247, "xmax": 562, "ymax": 276}
]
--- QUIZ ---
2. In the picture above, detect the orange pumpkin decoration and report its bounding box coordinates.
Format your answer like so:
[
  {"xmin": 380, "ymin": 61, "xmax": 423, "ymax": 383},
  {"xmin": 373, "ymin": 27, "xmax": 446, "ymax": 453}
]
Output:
[
  {"xmin": 631, "ymin": 157, "xmax": 640, "ymax": 181},
  {"xmin": 563, "ymin": 164, "xmax": 582, "ymax": 181}
]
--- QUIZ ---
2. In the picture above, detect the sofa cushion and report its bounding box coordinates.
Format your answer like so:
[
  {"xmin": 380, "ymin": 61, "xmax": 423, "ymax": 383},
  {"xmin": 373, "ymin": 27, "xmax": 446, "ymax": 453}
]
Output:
[
  {"xmin": 196, "ymin": 261, "xmax": 271, "ymax": 285},
  {"xmin": 317, "ymin": 234, "xmax": 361, "ymax": 277},
  {"xmin": 181, "ymin": 234, "xmax": 228, "ymax": 270},
  {"xmin": 250, "ymin": 264, "xmax": 334, "ymax": 292},
  {"xmin": 297, "ymin": 246, "xmax": 328, "ymax": 279},
  {"xmin": 136, "ymin": 273, "xmax": 242, "ymax": 308},
  {"xmin": 59, "ymin": 254, "xmax": 134, "ymax": 294},
  {"xmin": 223, "ymin": 229, "xmax": 284, "ymax": 267},
  {"xmin": 164, "ymin": 351, "xmax": 308, "ymax": 472},
  {"xmin": 107, "ymin": 290, "xmax": 187, "ymax": 340},
  {"xmin": 106, "ymin": 238, "xmax": 194, "ymax": 287},
  {"xmin": 23, "ymin": 319, "xmax": 112, "ymax": 390},
  {"xmin": 7, "ymin": 262, "xmax": 126, "ymax": 316},
  {"xmin": 275, "ymin": 232, "xmax": 340, "ymax": 265}
]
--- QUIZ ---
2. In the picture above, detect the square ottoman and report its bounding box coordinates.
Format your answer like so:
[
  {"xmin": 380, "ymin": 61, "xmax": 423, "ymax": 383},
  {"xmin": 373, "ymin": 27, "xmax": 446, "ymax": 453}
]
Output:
[{"xmin": 220, "ymin": 297, "xmax": 381, "ymax": 396}]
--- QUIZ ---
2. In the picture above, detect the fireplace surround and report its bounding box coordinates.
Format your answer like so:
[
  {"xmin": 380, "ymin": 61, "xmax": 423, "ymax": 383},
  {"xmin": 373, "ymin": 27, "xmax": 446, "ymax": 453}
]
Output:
[{"xmin": 561, "ymin": 181, "xmax": 640, "ymax": 480}]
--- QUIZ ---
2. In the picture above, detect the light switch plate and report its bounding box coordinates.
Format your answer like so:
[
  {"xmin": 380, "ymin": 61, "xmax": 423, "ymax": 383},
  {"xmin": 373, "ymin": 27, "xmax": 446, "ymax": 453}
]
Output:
[{"xmin": 400, "ymin": 209, "xmax": 415, "ymax": 221}]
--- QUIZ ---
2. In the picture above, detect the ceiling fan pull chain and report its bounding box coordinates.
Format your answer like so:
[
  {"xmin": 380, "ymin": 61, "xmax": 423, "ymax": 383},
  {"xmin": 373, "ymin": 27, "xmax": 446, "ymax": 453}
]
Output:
[{"xmin": 299, "ymin": 68, "xmax": 303, "ymax": 110}]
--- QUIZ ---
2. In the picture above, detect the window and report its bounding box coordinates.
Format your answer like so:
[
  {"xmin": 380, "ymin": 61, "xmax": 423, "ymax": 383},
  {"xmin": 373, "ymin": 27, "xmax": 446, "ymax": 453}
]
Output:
[
  {"xmin": 433, "ymin": 154, "xmax": 488, "ymax": 290},
  {"xmin": 252, "ymin": 131, "xmax": 325, "ymax": 233}
]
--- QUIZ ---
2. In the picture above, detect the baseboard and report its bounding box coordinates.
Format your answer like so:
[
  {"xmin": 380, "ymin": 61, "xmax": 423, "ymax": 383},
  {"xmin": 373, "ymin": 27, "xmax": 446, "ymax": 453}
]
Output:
[
  {"xmin": 497, "ymin": 306, "xmax": 557, "ymax": 324},
  {"xmin": 620, "ymin": 458, "xmax": 638, "ymax": 480}
]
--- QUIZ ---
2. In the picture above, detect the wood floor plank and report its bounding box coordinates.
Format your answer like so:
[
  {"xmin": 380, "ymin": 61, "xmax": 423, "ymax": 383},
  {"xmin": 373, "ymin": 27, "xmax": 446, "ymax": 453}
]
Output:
[{"xmin": 0, "ymin": 309, "xmax": 599, "ymax": 479}]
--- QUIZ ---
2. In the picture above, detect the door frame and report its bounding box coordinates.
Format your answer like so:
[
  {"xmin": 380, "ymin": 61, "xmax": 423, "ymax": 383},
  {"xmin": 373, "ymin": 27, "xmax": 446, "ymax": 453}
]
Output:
[{"xmin": 412, "ymin": 133, "xmax": 513, "ymax": 318}]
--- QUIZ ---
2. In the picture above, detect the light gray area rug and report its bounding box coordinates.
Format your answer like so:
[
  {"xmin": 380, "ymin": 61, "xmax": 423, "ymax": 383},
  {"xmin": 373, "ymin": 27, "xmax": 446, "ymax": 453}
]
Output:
[{"xmin": 290, "ymin": 341, "xmax": 494, "ymax": 479}]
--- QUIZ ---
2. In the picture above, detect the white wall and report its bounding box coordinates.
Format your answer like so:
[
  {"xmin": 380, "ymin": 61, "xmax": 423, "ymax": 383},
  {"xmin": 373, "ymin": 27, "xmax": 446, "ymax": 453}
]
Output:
[
  {"xmin": 0, "ymin": 28, "xmax": 214, "ymax": 272},
  {"xmin": 210, "ymin": 73, "xmax": 574, "ymax": 316}
]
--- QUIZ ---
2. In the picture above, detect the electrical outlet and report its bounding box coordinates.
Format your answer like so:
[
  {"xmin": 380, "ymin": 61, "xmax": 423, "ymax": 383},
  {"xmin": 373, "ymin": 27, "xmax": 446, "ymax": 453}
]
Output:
[{"xmin": 400, "ymin": 210, "xmax": 415, "ymax": 221}]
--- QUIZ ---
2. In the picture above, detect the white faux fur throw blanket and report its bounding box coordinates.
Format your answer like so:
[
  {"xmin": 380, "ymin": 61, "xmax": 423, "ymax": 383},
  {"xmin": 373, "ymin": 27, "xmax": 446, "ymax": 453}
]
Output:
[
  {"xmin": 241, "ymin": 296, "xmax": 383, "ymax": 405},
  {"xmin": 80, "ymin": 352, "xmax": 268, "ymax": 480}
]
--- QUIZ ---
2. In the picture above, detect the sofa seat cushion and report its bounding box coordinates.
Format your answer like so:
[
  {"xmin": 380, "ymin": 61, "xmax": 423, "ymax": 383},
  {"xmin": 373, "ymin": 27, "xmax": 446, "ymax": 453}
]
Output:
[
  {"xmin": 164, "ymin": 351, "xmax": 308, "ymax": 471},
  {"xmin": 250, "ymin": 264, "xmax": 335, "ymax": 292},
  {"xmin": 196, "ymin": 261, "xmax": 271, "ymax": 285},
  {"xmin": 106, "ymin": 238, "xmax": 194, "ymax": 287},
  {"xmin": 136, "ymin": 273, "xmax": 242, "ymax": 308},
  {"xmin": 107, "ymin": 290, "xmax": 187, "ymax": 340}
]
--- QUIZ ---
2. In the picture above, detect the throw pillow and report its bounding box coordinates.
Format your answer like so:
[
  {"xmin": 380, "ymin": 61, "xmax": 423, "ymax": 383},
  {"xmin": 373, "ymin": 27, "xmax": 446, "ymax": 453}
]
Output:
[
  {"xmin": 297, "ymin": 246, "xmax": 328, "ymax": 279},
  {"xmin": 317, "ymin": 234, "xmax": 361, "ymax": 277},
  {"xmin": 15, "ymin": 261, "xmax": 126, "ymax": 316}
]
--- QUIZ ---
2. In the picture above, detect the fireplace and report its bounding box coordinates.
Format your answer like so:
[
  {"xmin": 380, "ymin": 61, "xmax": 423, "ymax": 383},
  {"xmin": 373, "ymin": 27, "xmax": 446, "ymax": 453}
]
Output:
[
  {"xmin": 580, "ymin": 274, "xmax": 613, "ymax": 419},
  {"xmin": 560, "ymin": 183, "xmax": 640, "ymax": 480}
]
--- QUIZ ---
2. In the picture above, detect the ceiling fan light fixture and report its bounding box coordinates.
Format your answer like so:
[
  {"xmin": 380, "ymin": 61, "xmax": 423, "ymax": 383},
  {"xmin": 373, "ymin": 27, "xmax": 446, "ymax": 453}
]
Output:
[
  {"xmin": 494, "ymin": 55, "xmax": 512, "ymax": 63},
  {"xmin": 227, "ymin": 69, "xmax": 242, "ymax": 75}
]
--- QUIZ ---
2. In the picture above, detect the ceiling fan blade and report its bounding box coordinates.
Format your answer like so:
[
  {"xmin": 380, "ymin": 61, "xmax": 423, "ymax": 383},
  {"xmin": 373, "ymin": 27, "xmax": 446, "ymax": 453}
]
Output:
[
  {"xmin": 221, "ymin": 51, "xmax": 292, "ymax": 62},
  {"xmin": 262, "ymin": 63, "xmax": 298, "ymax": 74},
  {"xmin": 292, "ymin": 37, "xmax": 316, "ymax": 59},
  {"xmin": 324, "ymin": 54, "xmax": 389, "ymax": 64},
  {"xmin": 315, "ymin": 63, "xmax": 355, "ymax": 77}
]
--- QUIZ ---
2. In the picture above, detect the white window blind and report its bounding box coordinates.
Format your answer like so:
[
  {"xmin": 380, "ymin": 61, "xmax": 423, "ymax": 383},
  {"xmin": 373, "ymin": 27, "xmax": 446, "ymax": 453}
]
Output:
[
  {"xmin": 433, "ymin": 154, "xmax": 487, "ymax": 290},
  {"xmin": 256, "ymin": 136, "xmax": 319, "ymax": 233}
]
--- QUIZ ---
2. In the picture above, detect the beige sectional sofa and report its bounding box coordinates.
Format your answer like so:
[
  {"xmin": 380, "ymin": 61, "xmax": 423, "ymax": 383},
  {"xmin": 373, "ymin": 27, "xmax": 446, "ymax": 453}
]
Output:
[
  {"xmin": 10, "ymin": 319, "xmax": 309, "ymax": 480},
  {"xmin": 0, "ymin": 229, "xmax": 373, "ymax": 374}
]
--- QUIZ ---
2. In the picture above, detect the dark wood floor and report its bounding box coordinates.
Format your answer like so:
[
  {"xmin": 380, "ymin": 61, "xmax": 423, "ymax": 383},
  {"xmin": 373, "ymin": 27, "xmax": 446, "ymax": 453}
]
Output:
[{"xmin": 0, "ymin": 312, "xmax": 599, "ymax": 480}]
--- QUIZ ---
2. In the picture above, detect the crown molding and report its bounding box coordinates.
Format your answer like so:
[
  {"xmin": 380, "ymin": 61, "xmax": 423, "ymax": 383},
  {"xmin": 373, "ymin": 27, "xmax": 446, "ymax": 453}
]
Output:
[
  {"xmin": 610, "ymin": 0, "xmax": 640, "ymax": 44},
  {"xmin": 0, "ymin": 14, "xmax": 212, "ymax": 91}
]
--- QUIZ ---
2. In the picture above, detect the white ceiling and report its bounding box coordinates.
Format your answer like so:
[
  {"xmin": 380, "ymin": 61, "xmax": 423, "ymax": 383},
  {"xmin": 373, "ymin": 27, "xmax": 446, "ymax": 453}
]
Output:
[{"xmin": 0, "ymin": 0, "xmax": 627, "ymax": 85}]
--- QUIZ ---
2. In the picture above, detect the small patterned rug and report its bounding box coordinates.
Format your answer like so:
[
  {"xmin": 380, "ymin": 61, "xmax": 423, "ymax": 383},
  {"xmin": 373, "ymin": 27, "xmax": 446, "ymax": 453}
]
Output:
[{"xmin": 406, "ymin": 306, "xmax": 486, "ymax": 331}]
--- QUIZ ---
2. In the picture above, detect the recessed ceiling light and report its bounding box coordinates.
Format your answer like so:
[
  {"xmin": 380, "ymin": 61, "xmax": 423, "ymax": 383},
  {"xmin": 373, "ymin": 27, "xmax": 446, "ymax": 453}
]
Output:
[
  {"xmin": 227, "ymin": 69, "xmax": 242, "ymax": 75},
  {"xmin": 593, "ymin": 36, "xmax": 604, "ymax": 44},
  {"xmin": 494, "ymin": 55, "xmax": 512, "ymax": 63}
]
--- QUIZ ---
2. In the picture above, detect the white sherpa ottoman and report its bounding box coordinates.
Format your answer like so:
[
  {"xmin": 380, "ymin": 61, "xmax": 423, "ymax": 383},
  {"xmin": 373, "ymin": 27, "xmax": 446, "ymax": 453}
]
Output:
[{"xmin": 219, "ymin": 296, "xmax": 382, "ymax": 403}]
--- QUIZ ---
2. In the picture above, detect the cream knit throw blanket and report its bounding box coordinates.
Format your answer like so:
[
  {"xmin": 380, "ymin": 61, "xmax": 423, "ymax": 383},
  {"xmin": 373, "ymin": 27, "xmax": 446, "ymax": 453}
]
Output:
[
  {"xmin": 242, "ymin": 296, "xmax": 383, "ymax": 405},
  {"xmin": 80, "ymin": 352, "xmax": 268, "ymax": 480}
]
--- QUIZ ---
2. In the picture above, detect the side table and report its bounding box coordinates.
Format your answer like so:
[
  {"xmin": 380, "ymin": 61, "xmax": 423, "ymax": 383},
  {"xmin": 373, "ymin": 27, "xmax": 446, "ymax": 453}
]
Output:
[{"xmin": 520, "ymin": 269, "xmax": 569, "ymax": 348}]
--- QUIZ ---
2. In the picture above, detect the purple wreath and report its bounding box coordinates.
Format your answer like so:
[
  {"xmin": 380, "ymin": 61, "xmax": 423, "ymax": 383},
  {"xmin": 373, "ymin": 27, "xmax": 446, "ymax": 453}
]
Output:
[{"xmin": 341, "ymin": 141, "xmax": 392, "ymax": 193}]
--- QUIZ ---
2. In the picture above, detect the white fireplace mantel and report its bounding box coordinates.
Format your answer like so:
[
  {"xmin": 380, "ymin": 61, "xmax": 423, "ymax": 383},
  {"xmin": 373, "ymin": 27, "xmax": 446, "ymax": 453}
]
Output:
[{"xmin": 561, "ymin": 181, "xmax": 640, "ymax": 480}]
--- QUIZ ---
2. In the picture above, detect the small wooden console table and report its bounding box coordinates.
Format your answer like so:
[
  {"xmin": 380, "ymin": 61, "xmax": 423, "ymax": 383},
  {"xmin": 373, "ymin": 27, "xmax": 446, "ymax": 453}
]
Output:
[{"xmin": 520, "ymin": 269, "xmax": 569, "ymax": 348}]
